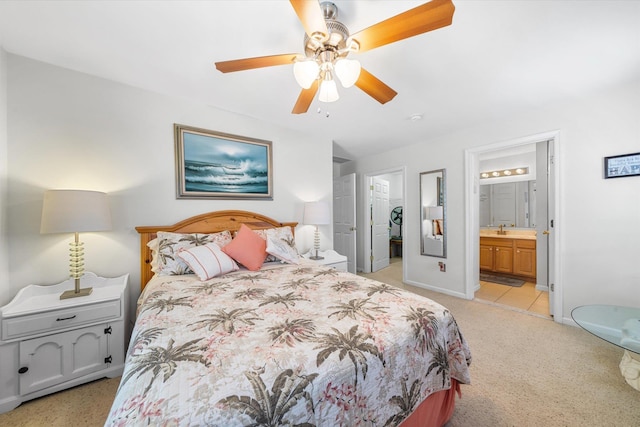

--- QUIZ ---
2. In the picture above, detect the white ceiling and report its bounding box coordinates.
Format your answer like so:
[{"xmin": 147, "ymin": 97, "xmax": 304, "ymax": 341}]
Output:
[{"xmin": 1, "ymin": 1, "xmax": 638, "ymax": 160}]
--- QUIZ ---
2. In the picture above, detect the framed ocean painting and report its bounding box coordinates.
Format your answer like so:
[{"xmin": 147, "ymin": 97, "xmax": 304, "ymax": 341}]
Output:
[{"xmin": 174, "ymin": 124, "xmax": 273, "ymax": 199}]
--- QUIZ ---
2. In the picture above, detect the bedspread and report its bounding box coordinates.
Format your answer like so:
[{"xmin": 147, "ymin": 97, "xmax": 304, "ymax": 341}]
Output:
[{"xmin": 106, "ymin": 262, "xmax": 471, "ymax": 426}]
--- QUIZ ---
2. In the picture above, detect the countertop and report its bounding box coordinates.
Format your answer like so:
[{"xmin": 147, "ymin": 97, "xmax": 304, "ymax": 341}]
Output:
[{"xmin": 480, "ymin": 229, "xmax": 537, "ymax": 240}]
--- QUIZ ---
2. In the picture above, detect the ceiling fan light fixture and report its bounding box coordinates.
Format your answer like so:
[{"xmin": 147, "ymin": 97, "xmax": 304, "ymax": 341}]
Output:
[
  {"xmin": 318, "ymin": 74, "xmax": 339, "ymax": 103},
  {"xmin": 334, "ymin": 58, "xmax": 361, "ymax": 88},
  {"xmin": 293, "ymin": 59, "xmax": 320, "ymax": 89}
]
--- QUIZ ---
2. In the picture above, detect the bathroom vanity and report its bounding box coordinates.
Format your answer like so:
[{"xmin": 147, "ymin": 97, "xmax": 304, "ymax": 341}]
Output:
[{"xmin": 480, "ymin": 230, "xmax": 536, "ymax": 279}]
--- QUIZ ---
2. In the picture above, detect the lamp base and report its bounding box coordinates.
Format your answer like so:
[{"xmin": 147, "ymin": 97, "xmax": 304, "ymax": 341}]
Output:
[
  {"xmin": 309, "ymin": 255, "xmax": 325, "ymax": 260},
  {"xmin": 60, "ymin": 287, "xmax": 93, "ymax": 300}
]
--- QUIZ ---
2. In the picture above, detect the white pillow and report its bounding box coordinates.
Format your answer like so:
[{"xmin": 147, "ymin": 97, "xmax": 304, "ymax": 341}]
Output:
[
  {"xmin": 177, "ymin": 242, "xmax": 239, "ymax": 280},
  {"xmin": 265, "ymin": 228, "xmax": 300, "ymax": 264},
  {"xmin": 155, "ymin": 231, "xmax": 233, "ymax": 276}
]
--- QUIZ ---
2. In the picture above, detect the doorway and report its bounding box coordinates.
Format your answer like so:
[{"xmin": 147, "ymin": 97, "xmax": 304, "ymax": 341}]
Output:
[
  {"xmin": 464, "ymin": 131, "xmax": 561, "ymax": 322},
  {"xmin": 362, "ymin": 167, "xmax": 406, "ymax": 274}
]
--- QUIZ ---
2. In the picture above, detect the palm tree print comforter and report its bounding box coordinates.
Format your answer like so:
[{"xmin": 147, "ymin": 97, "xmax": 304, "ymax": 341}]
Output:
[{"xmin": 106, "ymin": 262, "xmax": 471, "ymax": 426}]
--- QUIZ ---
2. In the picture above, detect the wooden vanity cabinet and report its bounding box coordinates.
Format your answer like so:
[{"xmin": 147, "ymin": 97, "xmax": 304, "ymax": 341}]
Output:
[
  {"xmin": 480, "ymin": 237, "xmax": 514, "ymax": 274},
  {"xmin": 480, "ymin": 237, "xmax": 536, "ymax": 279},
  {"xmin": 513, "ymin": 239, "xmax": 536, "ymax": 277}
]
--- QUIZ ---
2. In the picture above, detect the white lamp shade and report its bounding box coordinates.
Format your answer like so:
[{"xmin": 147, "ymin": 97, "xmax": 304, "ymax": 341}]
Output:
[
  {"xmin": 424, "ymin": 205, "xmax": 443, "ymax": 220},
  {"xmin": 334, "ymin": 58, "xmax": 361, "ymax": 88},
  {"xmin": 293, "ymin": 60, "xmax": 319, "ymax": 89},
  {"xmin": 318, "ymin": 78, "xmax": 339, "ymax": 103},
  {"xmin": 303, "ymin": 201, "xmax": 331, "ymax": 225},
  {"xmin": 41, "ymin": 190, "xmax": 112, "ymax": 234}
]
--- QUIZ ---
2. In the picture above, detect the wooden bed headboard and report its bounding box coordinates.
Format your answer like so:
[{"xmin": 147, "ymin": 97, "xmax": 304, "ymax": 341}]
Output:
[{"xmin": 135, "ymin": 210, "xmax": 297, "ymax": 290}]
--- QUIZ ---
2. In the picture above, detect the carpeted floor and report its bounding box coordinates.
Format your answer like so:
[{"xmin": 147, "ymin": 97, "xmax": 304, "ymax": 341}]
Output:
[{"xmin": 1, "ymin": 260, "xmax": 638, "ymax": 426}]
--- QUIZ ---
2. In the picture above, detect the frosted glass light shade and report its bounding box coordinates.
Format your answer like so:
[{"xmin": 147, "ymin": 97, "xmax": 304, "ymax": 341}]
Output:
[
  {"xmin": 293, "ymin": 60, "xmax": 319, "ymax": 89},
  {"xmin": 41, "ymin": 190, "xmax": 112, "ymax": 234},
  {"xmin": 334, "ymin": 58, "xmax": 361, "ymax": 88},
  {"xmin": 318, "ymin": 79, "xmax": 339, "ymax": 103},
  {"xmin": 303, "ymin": 201, "xmax": 331, "ymax": 225}
]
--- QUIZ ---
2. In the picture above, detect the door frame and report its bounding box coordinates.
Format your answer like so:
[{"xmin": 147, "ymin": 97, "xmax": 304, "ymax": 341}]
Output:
[
  {"xmin": 464, "ymin": 130, "xmax": 562, "ymax": 322},
  {"xmin": 362, "ymin": 166, "xmax": 406, "ymax": 274}
]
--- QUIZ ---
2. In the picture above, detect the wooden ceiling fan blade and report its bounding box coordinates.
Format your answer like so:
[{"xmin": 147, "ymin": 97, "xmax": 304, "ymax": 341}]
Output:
[
  {"xmin": 215, "ymin": 54, "xmax": 299, "ymax": 73},
  {"xmin": 355, "ymin": 68, "xmax": 397, "ymax": 104},
  {"xmin": 290, "ymin": 0, "xmax": 329, "ymax": 41},
  {"xmin": 350, "ymin": 0, "xmax": 455, "ymax": 53},
  {"xmin": 292, "ymin": 80, "xmax": 319, "ymax": 114}
]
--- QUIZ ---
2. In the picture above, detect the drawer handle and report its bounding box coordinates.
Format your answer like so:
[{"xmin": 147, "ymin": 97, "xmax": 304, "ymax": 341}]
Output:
[
  {"xmin": 56, "ymin": 315, "xmax": 77, "ymax": 321},
  {"xmin": 18, "ymin": 367, "xmax": 28, "ymax": 374}
]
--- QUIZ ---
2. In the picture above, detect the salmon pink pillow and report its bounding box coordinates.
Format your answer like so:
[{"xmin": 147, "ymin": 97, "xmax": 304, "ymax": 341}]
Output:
[{"xmin": 222, "ymin": 224, "xmax": 267, "ymax": 271}]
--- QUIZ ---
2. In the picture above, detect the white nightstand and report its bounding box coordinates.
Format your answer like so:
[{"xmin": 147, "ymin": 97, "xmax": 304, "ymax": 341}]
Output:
[
  {"xmin": 303, "ymin": 249, "xmax": 348, "ymax": 272},
  {"xmin": 0, "ymin": 272, "xmax": 129, "ymax": 414}
]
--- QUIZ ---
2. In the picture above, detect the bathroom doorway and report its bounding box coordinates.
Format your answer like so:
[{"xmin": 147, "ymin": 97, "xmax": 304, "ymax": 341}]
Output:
[{"xmin": 464, "ymin": 131, "xmax": 561, "ymax": 322}]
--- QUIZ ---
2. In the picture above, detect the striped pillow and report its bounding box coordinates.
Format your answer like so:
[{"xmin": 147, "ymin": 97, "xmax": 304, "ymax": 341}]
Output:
[{"xmin": 177, "ymin": 242, "xmax": 238, "ymax": 280}]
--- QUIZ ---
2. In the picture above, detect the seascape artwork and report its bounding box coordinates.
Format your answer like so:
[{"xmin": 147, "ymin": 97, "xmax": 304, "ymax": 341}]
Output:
[{"xmin": 175, "ymin": 125, "xmax": 272, "ymax": 199}]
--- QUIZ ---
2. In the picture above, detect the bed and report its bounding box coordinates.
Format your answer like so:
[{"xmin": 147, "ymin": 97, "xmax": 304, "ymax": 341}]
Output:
[{"xmin": 106, "ymin": 210, "xmax": 471, "ymax": 426}]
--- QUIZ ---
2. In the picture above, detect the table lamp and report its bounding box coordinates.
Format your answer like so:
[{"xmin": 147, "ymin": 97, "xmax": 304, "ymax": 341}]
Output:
[
  {"xmin": 425, "ymin": 205, "xmax": 443, "ymax": 237},
  {"xmin": 40, "ymin": 189, "xmax": 112, "ymax": 299},
  {"xmin": 303, "ymin": 201, "xmax": 330, "ymax": 260}
]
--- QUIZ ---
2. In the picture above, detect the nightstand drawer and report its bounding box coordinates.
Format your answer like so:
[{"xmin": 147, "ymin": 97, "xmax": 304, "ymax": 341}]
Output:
[{"xmin": 2, "ymin": 300, "xmax": 121, "ymax": 341}]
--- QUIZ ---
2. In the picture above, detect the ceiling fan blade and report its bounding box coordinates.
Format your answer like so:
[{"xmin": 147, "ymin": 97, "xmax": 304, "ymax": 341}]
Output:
[
  {"xmin": 215, "ymin": 54, "xmax": 299, "ymax": 73},
  {"xmin": 292, "ymin": 80, "xmax": 319, "ymax": 114},
  {"xmin": 355, "ymin": 68, "xmax": 397, "ymax": 104},
  {"xmin": 289, "ymin": 0, "xmax": 329, "ymax": 41},
  {"xmin": 349, "ymin": 0, "xmax": 455, "ymax": 53}
]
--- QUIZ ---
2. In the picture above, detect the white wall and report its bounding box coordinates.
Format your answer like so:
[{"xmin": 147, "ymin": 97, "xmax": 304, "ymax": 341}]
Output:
[
  {"xmin": 3, "ymin": 55, "xmax": 333, "ymax": 313},
  {"xmin": 342, "ymin": 77, "xmax": 640, "ymax": 321},
  {"xmin": 0, "ymin": 48, "xmax": 9, "ymax": 306}
]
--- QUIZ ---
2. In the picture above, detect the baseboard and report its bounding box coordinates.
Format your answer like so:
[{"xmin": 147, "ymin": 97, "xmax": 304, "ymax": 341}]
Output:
[{"xmin": 403, "ymin": 279, "xmax": 470, "ymax": 300}]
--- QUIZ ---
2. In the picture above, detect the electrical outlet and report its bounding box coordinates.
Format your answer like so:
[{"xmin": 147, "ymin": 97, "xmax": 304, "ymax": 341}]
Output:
[{"xmin": 438, "ymin": 262, "xmax": 446, "ymax": 272}]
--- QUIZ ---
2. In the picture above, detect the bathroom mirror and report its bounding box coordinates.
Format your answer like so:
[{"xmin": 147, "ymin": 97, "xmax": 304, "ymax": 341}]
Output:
[
  {"xmin": 479, "ymin": 180, "xmax": 537, "ymax": 228},
  {"xmin": 420, "ymin": 169, "xmax": 446, "ymax": 258}
]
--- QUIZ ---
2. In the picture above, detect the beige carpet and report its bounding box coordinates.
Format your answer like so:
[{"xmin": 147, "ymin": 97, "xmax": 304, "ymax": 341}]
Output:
[{"xmin": 1, "ymin": 260, "xmax": 638, "ymax": 426}]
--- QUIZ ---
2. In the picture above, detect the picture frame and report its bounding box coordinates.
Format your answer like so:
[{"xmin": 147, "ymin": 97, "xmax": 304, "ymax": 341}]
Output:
[
  {"xmin": 174, "ymin": 124, "xmax": 273, "ymax": 199},
  {"xmin": 604, "ymin": 152, "xmax": 640, "ymax": 179}
]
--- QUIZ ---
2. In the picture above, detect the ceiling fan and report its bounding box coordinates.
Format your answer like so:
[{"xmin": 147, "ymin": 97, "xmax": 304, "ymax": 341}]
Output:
[{"xmin": 214, "ymin": 0, "xmax": 455, "ymax": 114}]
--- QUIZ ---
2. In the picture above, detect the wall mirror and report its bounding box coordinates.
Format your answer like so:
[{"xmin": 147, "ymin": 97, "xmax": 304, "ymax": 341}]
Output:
[
  {"xmin": 479, "ymin": 180, "xmax": 536, "ymax": 228},
  {"xmin": 420, "ymin": 169, "xmax": 446, "ymax": 258}
]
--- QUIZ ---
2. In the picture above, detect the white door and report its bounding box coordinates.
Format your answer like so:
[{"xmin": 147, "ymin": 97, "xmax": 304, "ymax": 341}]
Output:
[
  {"xmin": 371, "ymin": 177, "xmax": 390, "ymax": 272},
  {"xmin": 536, "ymin": 140, "xmax": 556, "ymax": 316},
  {"xmin": 492, "ymin": 183, "xmax": 516, "ymax": 226},
  {"xmin": 333, "ymin": 174, "xmax": 357, "ymax": 273}
]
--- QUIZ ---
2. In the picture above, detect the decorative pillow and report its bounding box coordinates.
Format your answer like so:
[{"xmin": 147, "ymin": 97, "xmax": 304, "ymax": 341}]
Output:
[
  {"xmin": 147, "ymin": 238, "xmax": 160, "ymax": 273},
  {"xmin": 265, "ymin": 227, "xmax": 299, "ymax": 264},
  {"xmin": 253, "ymin": 226, "xmax": 296, "ymax": 263},
  {"xmin": 177, "ymin": 243, "xmax": 239, "ymax": 280},
  {"xmin": 222, "ymin": 224, "xmax": 267, "ymax": 271},
  {"xmin": 154, "ymin": 231, "xmax": 233, "ymax": 275},
  {"xmin": 248, "ymin": 229, "xmax": 276, "ymax": 262}
]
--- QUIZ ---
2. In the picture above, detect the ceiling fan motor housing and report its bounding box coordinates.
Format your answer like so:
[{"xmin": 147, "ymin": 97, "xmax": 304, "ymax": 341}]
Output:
[{"xmin": 303, "ymin": 2, "xmax": 350, "ymax": 60}]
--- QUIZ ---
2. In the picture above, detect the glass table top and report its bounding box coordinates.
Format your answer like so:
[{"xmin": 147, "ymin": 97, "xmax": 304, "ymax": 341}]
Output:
[{"xmin": 572, "ymin": 305, "xmax": 640, "ymax": 354}]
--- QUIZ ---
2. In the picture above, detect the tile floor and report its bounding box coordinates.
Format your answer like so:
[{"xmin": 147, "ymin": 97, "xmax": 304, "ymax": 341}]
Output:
[
  {"xmin": 475, "ymin": 277, "xmax": 551, "ymax": 318},
  {"xmin": 383, "ymin": 257, "xmax": 550, "ymax": 319}
]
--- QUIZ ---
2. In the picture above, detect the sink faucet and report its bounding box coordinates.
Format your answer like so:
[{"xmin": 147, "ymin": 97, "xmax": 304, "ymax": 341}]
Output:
[{"xmin": 498, "ymin": 224, "xmax": 506, "ymax": 235}]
